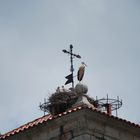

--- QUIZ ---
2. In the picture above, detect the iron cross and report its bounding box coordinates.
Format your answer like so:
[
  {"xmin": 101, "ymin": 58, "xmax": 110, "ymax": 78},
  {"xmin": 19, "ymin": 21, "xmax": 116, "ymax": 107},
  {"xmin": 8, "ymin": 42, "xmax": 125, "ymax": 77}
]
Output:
[{"xmin": 62, "ymin": 44, "xmax": 81, "ymax": 88}]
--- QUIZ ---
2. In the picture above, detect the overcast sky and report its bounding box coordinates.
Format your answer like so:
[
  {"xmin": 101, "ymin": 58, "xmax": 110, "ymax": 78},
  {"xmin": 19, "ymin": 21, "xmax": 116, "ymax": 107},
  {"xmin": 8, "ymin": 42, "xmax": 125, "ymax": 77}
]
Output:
[{"xmin": 0, "ymin": 0, "xmax": 140, "ymax": 134}]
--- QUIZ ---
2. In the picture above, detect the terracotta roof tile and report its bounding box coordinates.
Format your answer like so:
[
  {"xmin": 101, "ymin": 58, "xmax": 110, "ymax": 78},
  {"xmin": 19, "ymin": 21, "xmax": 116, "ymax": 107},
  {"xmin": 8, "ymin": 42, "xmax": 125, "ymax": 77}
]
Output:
[
  {"xmin": 0, "ymin": 105, "xmax": 140, "ymax": 139},
  {"xmin": 0, "ymin": 114, "xmax": 52, "ymax": 139}
]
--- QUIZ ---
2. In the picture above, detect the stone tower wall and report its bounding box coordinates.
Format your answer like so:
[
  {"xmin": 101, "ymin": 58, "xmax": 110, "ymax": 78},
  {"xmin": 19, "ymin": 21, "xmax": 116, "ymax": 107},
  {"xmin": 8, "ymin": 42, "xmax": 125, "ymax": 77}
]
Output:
[{"xmin": 4, "ymin": 109, "xmax": 140, "ymax": 140}]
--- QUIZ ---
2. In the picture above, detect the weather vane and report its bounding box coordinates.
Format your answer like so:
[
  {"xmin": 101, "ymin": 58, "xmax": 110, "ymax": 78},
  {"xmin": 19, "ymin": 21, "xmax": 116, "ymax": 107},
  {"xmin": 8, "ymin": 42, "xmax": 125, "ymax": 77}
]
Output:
[{"xmin": 62, "ymin": 44, "xmax": 81, "ymax": 88}]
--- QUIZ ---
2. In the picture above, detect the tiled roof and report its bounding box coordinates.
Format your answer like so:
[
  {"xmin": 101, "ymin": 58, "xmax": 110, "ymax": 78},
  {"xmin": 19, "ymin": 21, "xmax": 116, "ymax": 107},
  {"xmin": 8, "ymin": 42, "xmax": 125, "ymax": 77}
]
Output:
[
  {"xmin": 0, "ymin": 105, "xmax": 140, "ymax": 139},
  {"xmin": 0, "ymin": 114, "xmax": 52, "ymax": 139}
]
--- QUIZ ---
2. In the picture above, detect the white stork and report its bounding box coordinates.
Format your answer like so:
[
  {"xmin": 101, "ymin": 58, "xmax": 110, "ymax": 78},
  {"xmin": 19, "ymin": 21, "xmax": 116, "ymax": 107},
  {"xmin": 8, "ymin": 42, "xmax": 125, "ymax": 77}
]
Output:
[{"xmin": 77, "ymin": 62, "xmax": 87, "ymax": 82}]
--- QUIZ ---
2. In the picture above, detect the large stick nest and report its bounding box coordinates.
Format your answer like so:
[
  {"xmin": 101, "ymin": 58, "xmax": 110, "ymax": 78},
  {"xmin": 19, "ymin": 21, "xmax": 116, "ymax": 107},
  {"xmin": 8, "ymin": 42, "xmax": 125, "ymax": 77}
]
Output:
[
  {"xmin": 47, "ymin": 90, "xmax": 77, "ymax": 115},
  {"xmin": 48, "ymin": 91, "xmax": 76, "ymax": 104},
  {"xmin": 46, "ymin": 89, "xmax": 98, "ymax": 115}
]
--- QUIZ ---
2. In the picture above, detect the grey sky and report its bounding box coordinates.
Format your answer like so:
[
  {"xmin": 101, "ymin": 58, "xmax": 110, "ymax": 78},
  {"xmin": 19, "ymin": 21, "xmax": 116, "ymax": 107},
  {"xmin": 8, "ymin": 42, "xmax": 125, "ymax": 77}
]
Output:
[{"xmin": 0, "ymin": 0, "xmax": 140, "ymax": 133}]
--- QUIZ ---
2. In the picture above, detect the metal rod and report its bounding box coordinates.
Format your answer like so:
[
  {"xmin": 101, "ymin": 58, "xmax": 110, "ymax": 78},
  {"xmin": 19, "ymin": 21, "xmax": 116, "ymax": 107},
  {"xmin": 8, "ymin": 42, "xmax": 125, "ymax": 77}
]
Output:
[
  {"xmin": 70, "ymin": 45, "xmax": 74, "ymax": 88},
  {"xmin": 116, "ymin": 104, "xmax": 118, "ymax": 117}
]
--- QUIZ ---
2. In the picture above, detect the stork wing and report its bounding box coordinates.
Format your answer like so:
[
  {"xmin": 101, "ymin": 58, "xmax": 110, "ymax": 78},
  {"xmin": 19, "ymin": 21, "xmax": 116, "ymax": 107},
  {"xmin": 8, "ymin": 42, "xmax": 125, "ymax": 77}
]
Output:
[{"xmin": 77, "ymin": 69, "xmax": 84, "ymax": 81}]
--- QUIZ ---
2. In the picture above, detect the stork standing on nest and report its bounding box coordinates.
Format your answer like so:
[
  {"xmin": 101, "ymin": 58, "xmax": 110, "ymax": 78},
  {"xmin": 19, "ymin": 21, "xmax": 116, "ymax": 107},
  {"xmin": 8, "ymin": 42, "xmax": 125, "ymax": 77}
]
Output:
[{"xmin": 77, "ymin": 62, "xmax": 87, "ymax": 82}]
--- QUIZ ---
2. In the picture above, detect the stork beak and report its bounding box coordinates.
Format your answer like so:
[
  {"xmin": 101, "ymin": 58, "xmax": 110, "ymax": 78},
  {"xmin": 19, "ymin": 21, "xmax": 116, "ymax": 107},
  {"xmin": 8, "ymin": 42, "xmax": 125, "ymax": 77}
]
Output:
[{"xmin": 81, "ymin": 62, "xmax": 87, "ymax": 67}]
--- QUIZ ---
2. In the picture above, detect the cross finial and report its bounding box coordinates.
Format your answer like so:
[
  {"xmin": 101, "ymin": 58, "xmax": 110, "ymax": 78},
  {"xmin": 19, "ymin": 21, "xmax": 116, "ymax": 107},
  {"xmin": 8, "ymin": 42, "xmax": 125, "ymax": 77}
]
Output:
[{"xmin": 62, "ymin": 44, "xmax": 81, "ymax": 88}]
